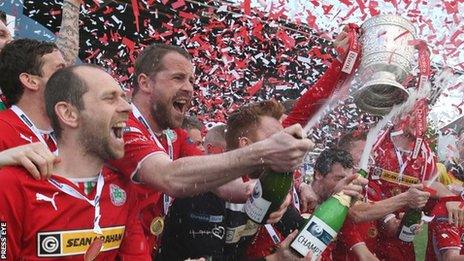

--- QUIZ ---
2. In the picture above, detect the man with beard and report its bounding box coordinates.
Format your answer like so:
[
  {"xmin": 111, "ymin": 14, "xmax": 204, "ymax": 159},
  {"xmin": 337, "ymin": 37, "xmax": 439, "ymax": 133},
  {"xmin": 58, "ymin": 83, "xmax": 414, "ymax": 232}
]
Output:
[
  {"xmin": 109, "ymin": 44, "xmax": 313, "ymax": 258},
  {"xmin": 0, "ymin": 64, "xmax": 134, "ymax": 259}
]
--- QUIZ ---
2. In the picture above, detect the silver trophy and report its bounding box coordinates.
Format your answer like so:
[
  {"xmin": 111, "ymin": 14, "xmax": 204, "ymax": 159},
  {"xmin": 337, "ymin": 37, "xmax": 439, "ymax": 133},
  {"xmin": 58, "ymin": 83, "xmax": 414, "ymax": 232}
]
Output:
[{"xmin": 353, "ymin": 15, "xmax": 417, "ymax": 115}]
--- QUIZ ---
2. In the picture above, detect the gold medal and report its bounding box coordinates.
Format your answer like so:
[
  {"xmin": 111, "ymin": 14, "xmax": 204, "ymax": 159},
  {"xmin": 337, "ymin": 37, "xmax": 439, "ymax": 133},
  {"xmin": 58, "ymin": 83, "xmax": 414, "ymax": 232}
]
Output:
[
  {"xmin": 150, "ymin": 216, "xmax": 164, "ymax": 236},
  {"xmin": 367, "ymin": 226, "xmax": 378, "ymax": 238}
]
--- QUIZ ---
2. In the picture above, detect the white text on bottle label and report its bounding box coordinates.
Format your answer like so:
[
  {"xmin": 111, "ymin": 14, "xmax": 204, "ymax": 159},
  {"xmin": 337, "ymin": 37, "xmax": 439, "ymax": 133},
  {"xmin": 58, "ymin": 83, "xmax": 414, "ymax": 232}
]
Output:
[
  {"xmin": 398, "ymin": 224, "xmax": 418, "ymax": 242},
  {"xmin": 290, "ymin": 216, "xmax": 337, "ymax": 259},
  {"xmin": 244, "ymin": 180, "xmax": 271, "ymax": 223}
]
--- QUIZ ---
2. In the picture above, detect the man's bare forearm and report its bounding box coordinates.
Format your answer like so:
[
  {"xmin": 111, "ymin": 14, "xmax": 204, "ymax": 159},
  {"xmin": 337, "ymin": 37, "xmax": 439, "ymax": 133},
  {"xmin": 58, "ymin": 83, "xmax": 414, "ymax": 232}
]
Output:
[
  {"xmin": 139, "ymin": 142, "xmax": 266, "ymax": 198},
  {"xmin": 349, "ymin": 193, "xmax": 408, "ymax": 223},
  {"xmin": 56, "ymin": 0, "xmax": 80, "ymax": 65}
]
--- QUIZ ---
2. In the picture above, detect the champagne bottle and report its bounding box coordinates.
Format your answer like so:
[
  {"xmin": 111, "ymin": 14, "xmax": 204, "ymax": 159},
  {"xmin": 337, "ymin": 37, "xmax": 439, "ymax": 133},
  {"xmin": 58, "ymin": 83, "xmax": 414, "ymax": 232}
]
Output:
[
  {"xmin": 290, "ymin": 169, "xmax": 367, "ymax": 258},
  {"xmin": 244, "ymin": 170, "xmax": 293, "ymax": 224},
  {"xmin": 397, "ymin": 208, "xmax": 421, "ymax": 242}
]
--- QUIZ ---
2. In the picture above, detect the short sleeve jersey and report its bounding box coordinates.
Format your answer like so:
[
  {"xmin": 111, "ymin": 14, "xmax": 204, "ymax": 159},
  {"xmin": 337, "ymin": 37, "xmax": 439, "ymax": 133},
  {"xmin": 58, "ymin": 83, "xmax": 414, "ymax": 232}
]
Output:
[
  {"xmin": 108, "ymin": 112, "xmax": 203, "ymax": 251},
  {"xmin": 0, "ymin": 108, "xmax": 57, "ymax": 152},
  {"xmin": 0, "ymin": 166, "xmax": 133, "ymax": 260},
  {"xmin": 426, "ymin": 197, "xmax": 464, "ymax": 260}
]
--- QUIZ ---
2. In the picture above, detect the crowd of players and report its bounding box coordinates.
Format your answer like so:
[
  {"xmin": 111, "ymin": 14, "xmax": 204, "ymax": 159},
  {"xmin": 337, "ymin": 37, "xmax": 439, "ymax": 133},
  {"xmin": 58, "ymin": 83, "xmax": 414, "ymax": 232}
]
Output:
[{"xmin": 0, "ymin": 2, "xmax": 464, "ymax": 261}]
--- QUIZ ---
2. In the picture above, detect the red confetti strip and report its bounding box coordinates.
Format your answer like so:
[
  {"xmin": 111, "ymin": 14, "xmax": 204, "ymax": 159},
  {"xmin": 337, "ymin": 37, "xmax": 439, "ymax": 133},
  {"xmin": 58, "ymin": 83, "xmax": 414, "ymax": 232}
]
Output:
[
  {"xmin": 179, "ymin": 11, "xmax": 196, "ymax": 20},
  {"xmin": 276, "ymin": 29, "xmax": 296, "ymax": 49},
  {"xmin": 247, "ymin": 79, "xmax": 264, "ymax": 96},
  {"xmin": 243, "ymin": 0, "xmax": 251, "ymax": 15},
  {"xmin": 131, "ymin": 0, "xmax": 140, "ymax": 32},
  {"xmin": 338, "ymin": 0, "xmax": 352, "ymax": 7},
  {"xmin": 368, "ymin": 0, "xmax": 380, "ymax": 16},
  {"xmin": 172, "ymin": 0, "xmax": 186, "ymax": 9},
  {"xmin": 322, "ymin": 4, "xmax": 333, "ymax": 15},
  {"xmin": 355, "ymin": 0, "xmax": 367, "ymax": 14},
  {"xmin": 342, "ymin": 6, "xmax": 358, "ymax": 20}
]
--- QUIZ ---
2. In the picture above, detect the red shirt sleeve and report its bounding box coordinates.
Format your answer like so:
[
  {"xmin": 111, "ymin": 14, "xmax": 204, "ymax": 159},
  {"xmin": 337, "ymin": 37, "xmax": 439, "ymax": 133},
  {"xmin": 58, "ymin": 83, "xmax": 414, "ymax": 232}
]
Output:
[
  {"xmin": 429, "ymin": 200, "xmax": 463, "ymax": 252},
  {"xmin": 282, "ymin": 59, "xmax": 343, "ymax": 128},
  {"xmin": 430, "ymin": 219, "xmax": 462, "ymax": 252},
  {"xmin": 0, "ymin": 167, "xmax": 27, "ymax": 259},
  {"xmin": 108, "ymin": 115, "xmax": 166, "ymax": 181}
]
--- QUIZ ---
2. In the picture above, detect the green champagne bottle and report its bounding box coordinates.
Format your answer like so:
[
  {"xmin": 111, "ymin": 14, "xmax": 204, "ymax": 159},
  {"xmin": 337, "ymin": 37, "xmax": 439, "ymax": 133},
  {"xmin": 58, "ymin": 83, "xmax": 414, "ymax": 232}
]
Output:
[
  {"xmin": 0, "ymin": 101, "xmax": 5, "ymax": 111},
  {"xmin": 397, "ymin": 208, "xmax": 421, "ymax": 242},
  {"xmin": 244, "ymin": 170, "xmax": 293, "ymax": 224},
  {"xmin": 290, "ymin": 169, "xmax": 367, "ymax": 258}
]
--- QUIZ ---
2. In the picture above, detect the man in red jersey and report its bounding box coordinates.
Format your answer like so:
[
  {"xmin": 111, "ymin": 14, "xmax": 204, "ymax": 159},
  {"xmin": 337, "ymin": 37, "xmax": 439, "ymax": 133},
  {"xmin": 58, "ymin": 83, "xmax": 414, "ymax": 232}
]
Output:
[
  {"xmin": 426, "ymin": 194, "xmax": 464, "ymax": 260},
  {"xmin": 109, "ymin": 43, "xmax": 313, "ymax": 257},
  {"xmin": 0, "ymin": 64, "xmax": 133, "ymax": 260},
  {"xmin": 332, "ymin": 131, "xmax": 431, "ymax": 261},
  {"xmin": 0, "ymin": 39, "xmax": 66, "ymax": 153}
]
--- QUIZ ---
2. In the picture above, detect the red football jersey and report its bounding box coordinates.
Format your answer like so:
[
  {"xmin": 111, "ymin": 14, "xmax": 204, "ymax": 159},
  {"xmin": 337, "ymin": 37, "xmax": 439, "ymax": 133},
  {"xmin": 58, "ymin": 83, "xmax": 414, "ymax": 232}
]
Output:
[
  {"xmin": 0, "ymin": 166, "xmax": 133, "ymax": 260},
  {"xmin": 426, "ymin": 197, "xmax": 464, "ymax": 260},
  {"xmin": 108, "ymin": 112, "xmax": 203, "ymax": 253},
  {"xmin": 370, "ymin": 130, "xmax": 436, "ymax": 202},
  {"xmin": 0, "ymin": 108, "xmax": 57, "ymax": 152},
  {"xmin": 367, "ymin": 130, "xmax": 436, "ymax": 261}
]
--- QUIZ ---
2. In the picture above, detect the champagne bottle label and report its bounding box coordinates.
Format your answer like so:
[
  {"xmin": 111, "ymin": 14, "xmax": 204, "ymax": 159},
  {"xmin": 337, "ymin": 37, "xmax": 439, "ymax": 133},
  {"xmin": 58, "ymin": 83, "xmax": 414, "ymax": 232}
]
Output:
[
  {"xmin": 398, "ymin": 224, "xmax": 419, "ymax": 242},
  {"xmin": 290, "ymin": 216, "xmax": 337, "ymax": 257},
  {"xmin": 244, "ymin": 180, "xmax": 271, "ymax": 223}
]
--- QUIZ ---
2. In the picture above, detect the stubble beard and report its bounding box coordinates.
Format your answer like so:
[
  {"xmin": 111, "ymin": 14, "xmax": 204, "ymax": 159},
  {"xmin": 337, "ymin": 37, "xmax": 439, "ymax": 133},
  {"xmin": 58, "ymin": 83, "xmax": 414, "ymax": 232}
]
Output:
[
  {"xmin": 79, "ymin": 116, "xmax": 119, "ymax": 161},
  {"xmin": 150, "ymin": 97, "xmax": 180, "ymax": 131}
]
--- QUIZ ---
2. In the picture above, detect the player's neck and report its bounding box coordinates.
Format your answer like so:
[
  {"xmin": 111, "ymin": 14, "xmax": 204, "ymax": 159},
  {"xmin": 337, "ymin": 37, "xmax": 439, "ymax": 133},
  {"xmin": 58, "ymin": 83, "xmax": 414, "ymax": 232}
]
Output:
[
  {"xmin": 132, "ymin": 98, "xmax": 163, "ymax": 134},
  {"xmin": 53, "ymin": 140, "xmax": 104, "ymax": 179},
  {"xmin": 14, "ymin": 99, "xmax": 51, "ymax": 131}
]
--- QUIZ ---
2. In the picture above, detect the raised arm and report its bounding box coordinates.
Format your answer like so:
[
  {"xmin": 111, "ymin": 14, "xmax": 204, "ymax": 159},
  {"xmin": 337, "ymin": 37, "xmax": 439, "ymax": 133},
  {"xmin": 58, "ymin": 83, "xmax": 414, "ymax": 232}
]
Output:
[
  {"xmin": 55, "ymin": 0, "xmax": 81, "ymax": 65},
  {"xmin": 139, "ymin": 124, "xmax": 313, "ymax": 198},
  {"xmin": 282, "ymin": 29, "xmax": 350, "ymax": 128}
]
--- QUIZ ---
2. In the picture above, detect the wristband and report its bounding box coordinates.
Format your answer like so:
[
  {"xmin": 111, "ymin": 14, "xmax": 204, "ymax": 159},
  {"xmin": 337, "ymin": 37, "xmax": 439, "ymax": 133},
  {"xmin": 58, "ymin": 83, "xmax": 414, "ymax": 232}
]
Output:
[{"xmin": 382, "ymin": 213, "xmax": 396, "ymax": 224}]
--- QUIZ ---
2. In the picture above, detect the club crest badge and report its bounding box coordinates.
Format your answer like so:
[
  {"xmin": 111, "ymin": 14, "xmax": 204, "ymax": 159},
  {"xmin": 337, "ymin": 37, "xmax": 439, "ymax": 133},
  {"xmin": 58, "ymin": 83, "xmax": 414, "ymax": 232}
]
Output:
[
  {"xmin": 163, "ymin": 128, "xmax": 177, "ymax": 143},
  {"xmin": 110, "ymin": 184, "xmax": 126, "ymax": 206}
]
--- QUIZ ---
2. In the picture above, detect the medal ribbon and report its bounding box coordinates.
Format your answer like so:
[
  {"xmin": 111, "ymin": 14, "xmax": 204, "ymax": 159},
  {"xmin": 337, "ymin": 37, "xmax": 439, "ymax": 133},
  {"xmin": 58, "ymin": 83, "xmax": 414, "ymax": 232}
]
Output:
[
  {"xmin": 131, "ymin": 104, "xmax": 173, "ymax": 215},
  {"xmin": 10, "ymin": 105, "xmax": 58, "ymax": 153},
  {"xmin": 131, "ymin": 104, "xmax": 166, "ymax": 152},
  {"xmin": 49, "ymin": 172, "xmax": 104, "ymax": 235}
]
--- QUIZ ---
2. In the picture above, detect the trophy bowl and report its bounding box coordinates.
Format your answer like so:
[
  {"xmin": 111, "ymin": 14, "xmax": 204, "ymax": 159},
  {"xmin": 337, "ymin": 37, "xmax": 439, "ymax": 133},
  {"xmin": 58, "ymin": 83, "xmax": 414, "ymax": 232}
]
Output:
[{"xmin": 353, "ymin": 15, "xmax": 417, "ymax": 116}]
